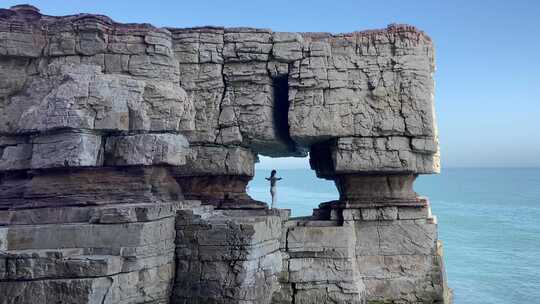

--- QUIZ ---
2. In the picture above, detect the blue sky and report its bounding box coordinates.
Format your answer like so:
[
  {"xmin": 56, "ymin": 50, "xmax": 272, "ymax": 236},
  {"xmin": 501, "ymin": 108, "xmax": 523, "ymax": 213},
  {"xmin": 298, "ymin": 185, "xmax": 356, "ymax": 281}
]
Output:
[{"xmin": 5, "ymin": 0, "xmax": 539, "ymax": 168}]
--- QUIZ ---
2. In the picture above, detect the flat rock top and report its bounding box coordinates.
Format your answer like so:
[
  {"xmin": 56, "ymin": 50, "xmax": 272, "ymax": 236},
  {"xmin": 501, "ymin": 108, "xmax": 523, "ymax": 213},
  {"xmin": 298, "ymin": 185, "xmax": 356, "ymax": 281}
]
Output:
[{"xmin": 0, "ymin": 4, "xmax": 431, "ymax": 43}]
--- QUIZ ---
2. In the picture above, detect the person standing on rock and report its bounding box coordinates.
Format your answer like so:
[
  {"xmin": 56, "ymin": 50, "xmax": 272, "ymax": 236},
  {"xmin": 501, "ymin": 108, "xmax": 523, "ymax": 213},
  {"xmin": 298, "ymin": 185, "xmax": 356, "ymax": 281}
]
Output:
[{"xmin": 266, "ymin": 169, "xmax": 282, "ymax": 209}]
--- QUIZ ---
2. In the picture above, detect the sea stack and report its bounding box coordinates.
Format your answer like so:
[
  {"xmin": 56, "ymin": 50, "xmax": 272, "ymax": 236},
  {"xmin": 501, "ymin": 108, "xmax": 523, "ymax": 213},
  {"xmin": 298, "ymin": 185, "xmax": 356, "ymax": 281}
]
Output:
[{"xmin": 0, "ymin": 4, "xmax": 451, "ymax": 303}]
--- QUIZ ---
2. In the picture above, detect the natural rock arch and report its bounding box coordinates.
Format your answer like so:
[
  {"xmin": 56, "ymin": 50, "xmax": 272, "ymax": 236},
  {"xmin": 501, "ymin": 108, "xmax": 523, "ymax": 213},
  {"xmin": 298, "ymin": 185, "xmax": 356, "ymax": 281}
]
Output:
[{"xmin": 0, "ymin": 5, "xmax": 450, "ymax": 304}]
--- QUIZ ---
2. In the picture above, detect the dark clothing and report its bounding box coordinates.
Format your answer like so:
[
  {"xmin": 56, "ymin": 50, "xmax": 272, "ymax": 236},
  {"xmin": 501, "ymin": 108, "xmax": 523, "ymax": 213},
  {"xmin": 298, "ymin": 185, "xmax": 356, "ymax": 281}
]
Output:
[{"xmin": 265, "ymin": 176, "xmax": 282, "ymax": 187}]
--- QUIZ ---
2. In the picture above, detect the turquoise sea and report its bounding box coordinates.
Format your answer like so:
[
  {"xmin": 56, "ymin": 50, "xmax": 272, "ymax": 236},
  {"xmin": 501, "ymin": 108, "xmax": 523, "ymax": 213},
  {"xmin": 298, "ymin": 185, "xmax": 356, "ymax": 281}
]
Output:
[{"xmin": 248, "ymin": 168, "xmax": 540, "ymax": 304}]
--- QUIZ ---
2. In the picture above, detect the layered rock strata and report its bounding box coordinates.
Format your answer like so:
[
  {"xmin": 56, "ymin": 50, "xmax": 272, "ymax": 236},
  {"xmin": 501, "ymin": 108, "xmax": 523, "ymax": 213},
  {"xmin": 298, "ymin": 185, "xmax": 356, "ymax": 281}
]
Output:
[
  {"xmin": 173, "ymin": 208, "xmax": 283, "ymax": 303},
  {"xmin": 0, "ymin": 4, "xmax": 449, "ymax": 304},
  {"xmin": 1, "ymin": 200, "xmax": 183, "ymax": 303}
]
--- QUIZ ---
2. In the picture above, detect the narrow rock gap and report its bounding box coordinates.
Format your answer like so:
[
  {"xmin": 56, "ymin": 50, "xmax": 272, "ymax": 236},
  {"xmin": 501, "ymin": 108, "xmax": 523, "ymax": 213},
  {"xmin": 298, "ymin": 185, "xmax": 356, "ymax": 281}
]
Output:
[
  {"xmin": 271, "ymin": 75, "xmax": 298, "ymax": 155},
  {"xmin": 291, "ymin": 282, "xmax": 297, "ymax": 304}
]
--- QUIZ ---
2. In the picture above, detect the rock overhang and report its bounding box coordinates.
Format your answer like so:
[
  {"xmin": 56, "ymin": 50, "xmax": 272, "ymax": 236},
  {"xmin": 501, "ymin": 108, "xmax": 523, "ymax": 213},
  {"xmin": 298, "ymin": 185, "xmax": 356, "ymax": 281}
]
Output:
[{"xmin": 0, "ymin": 4, "xmax": 439, "ymax": 177}]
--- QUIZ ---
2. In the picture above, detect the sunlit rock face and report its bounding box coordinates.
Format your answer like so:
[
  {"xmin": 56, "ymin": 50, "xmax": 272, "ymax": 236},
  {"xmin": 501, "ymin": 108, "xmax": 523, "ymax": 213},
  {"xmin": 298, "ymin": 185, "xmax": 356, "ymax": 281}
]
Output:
[{"xmin": 0, "ymin": 4, "xmax": 449, "ymax": 304}]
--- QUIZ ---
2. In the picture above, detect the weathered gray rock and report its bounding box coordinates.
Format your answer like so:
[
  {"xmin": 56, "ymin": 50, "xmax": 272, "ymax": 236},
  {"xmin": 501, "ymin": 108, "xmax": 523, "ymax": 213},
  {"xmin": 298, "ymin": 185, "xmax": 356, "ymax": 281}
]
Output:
[
  {"xmin": 361, "ymin": 206, "xmax": 398, "ymax": 221},
  {"xmin": 287, "ymin": 226, "xmax": 353, "ymax": 256},
  {"xmin": 0, "ymin": 5, "xmax": 449, "ymax": 304},
  {"xmin": 171, "ymin": 24, "xmax": 438, "ymax": 169},
  {"xmin": 173, "ymin": 208, "xmax": 283, "ymax": 304},
  {"xmin": 0, "ymin": 63, "xmax": 192, "ymax": 134},
  {"xmin": 0, "ymin": 57, "xmax": 28, "ymax": 98},
  {"xmin": 288, "ymin": 26, "xmax": 436, "ymax": 145},
  {"xmin": 272, "ymin": 200, "xmax": 448, "ymax": 304},
  {"xmin": 0, "ymin": 201, "xmax": 191, "ymax": 225},
  {"xmin": 140, "ymin": 80, "xmax": 194, "ymax": 131},
  {"xmin": 354, "ymin": 219, "xmax": 437, "ymax": 256},
  {"xmin": 171, "ymin": 145, "xmax": 256, "ymax": 177},
  {"xmin": 357, "ymin": 254, "xmax": 446, "ymax": 303},
  {"xmin": 170, "ymin": 27, "xmax": 301, "ymax": 157},
  {"xmin": 311, "ymin": 136, "xmax": 440, "ymax": 177},
  {"xmin": 276, "ymin": 221, "xmax": 365, "ymax": 304},
  {"xmin": 170, "ymin": 145, "xmax": 261, "ymax": 208},
  {"xmin": 4, "ymin": 219, "xmax": 174, "ymax": 251},
  {"xmin": 31, "ymin": 132, "xmax": 103, "ymax": 169},
  {"xmin": 272, "ymin": 32, "xmax": 303, "ymax": 62},
  {"xmin": 0, "ymin": 136, "xmax": 32, "ymax": 170},
  {"xmin": 0, "ymin": 201, "xmax": 179, "ymax": 304},
  {"xmin": 0, "ymin": 131, "xmax": 192, "ymax": 172},
  {"xmin": 0, "ymin": 5, "xmax": 46, "ymax": 58},
  {"xmin": 352, "ymin": 215, "xmax": 447, "ymax": 303},
  {"xmin": 105, "ymin": 133, "xmax": 189, "ymax": 166}
]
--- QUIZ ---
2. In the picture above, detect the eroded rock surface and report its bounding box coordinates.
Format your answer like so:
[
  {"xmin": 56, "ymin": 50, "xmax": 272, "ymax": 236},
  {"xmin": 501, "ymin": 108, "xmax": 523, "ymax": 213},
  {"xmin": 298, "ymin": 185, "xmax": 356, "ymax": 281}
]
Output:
[{"xmin": 0, "ymin": 4, "xmax": 449, "ymax": 304}]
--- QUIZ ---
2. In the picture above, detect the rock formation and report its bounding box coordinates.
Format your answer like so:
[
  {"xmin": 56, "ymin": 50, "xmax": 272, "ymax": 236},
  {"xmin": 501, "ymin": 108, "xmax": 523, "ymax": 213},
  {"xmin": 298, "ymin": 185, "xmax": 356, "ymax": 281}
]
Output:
[{"xmin": 0, "ymin": 4, "xmax": 450, "ymax": 304}]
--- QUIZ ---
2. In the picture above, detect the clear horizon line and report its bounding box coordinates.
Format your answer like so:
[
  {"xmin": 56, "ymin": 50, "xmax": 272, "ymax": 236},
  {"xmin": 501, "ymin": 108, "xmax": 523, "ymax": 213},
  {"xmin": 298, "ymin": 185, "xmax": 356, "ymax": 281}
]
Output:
[{"xmin": 255, "ymin": 166, "xmax": 540, "ymax": 170}]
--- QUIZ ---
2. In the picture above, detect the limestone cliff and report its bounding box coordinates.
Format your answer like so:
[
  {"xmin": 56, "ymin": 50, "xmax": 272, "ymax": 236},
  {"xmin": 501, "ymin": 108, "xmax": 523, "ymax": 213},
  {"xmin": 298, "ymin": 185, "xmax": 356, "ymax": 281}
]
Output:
[{"xmin": 0, "ymin": 4, "xmax": 450, "ymax": 304}]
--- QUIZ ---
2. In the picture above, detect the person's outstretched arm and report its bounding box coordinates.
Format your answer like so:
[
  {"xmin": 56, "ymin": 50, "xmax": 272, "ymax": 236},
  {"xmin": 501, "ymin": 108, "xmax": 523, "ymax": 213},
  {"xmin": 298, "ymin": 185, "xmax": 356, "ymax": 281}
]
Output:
[
  {"xmin": 265, "ymin": 177, "xmax": 270, "ymax": 181},
  {"xmin": 277, "ymin": 178, "xmax": 282, "ymax": 180}
]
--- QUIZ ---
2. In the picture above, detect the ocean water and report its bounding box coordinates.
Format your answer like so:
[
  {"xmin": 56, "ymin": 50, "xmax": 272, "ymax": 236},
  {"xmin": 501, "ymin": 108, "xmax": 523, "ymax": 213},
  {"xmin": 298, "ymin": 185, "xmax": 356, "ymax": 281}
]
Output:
[{"xmin": 248, "ymin": 168, "xmax": 540, "ymax": 304}]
